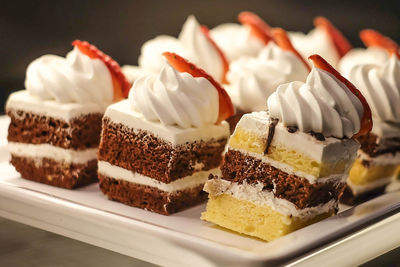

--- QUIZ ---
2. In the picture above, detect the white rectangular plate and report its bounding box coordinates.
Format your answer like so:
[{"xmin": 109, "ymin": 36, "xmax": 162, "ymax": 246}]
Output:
[{"xmin": 1, "ymin": 115, "xmax": 400, "ymax": 266}]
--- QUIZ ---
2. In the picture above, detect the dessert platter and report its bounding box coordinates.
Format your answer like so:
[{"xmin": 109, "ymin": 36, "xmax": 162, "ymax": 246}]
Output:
[{"xmin": 1, "ymin": 12, "xmax": 400, "ymax": 266}]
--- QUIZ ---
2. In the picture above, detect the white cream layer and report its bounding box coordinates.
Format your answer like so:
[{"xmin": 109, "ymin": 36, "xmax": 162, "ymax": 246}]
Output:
[
  {"xmin": 236, "ymin": 111, "xmax": 360, "ymax": 163},
  {"xmin": 204, "ymin": 178, "xmax": 337, "ymax": 220},
  {"xmin": 6, "ymin": 91, "xmax": 105, "ymax": 121},
  {"xmin": 347, "ymin": 176, "xmax": 393, "ymax": 195},
  {"xmin": 98, "ymin": 161, "xmax": 219, "ymax": 193},
  {"xmin": 230, "ymin": 147, "xmax": 347, "ymax": 184},
  {"xmin": 104, "ymin": 100, "xmax": 230, "ymax": 145},
  {"xmin": 8, "ymin": 142, "xmax": 97, "ymax": 164}
]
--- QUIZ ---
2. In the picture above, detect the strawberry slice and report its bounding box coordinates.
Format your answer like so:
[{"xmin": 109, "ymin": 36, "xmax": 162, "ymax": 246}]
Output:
[
  {"xmin": 163, "ymin": 52, "xmax": 234, "ymax": 124},
  {"xmin": 72, "ymin": 40, "xmax": 131, "ymax": 100},
  {"xmin": 238, "ymin": 11, "xmax": 273, "ymax": 45},
  {"xmin": 360, "ymin": 29, "xmax": 400, "ymax": 59},
  {"xmin": 309, "ymin": 54, "xmax": 372, "ymax": 138},
  {"xmin": 273, "ymin": 28, "xmax": 311, "ymax": 71},
  {"xmin": 200, "ymin": 25, "xmax": 230, "ymax": 84},
  {"xmin": 313, "ymin": 17, "xmax": 352, "ymax": 58}
]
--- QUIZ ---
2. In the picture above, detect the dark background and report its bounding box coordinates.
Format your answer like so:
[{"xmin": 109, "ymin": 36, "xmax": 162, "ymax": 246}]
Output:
[{"xmin": 1, "ymin": 0, "xmax": 399, "ymax": 113}]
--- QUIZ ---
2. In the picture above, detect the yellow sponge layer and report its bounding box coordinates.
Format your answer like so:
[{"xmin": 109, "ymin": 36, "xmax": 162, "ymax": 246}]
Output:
[
  {"xmin": 349, "ymin": 159, "xmax": 399, "ymax": 185},
  {"xmin": 229, "ymin": 127, "xmax": 347, "ymax": 178},
  {"xmin": 201, "ymin": 194, "xmax": 334, "ymax": 241}
]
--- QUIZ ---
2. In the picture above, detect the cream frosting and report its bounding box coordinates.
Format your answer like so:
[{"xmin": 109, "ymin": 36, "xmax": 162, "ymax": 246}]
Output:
[
  {"xmin": 290, "ymin": 28, "xmax": 340, "ymax": 67},
  {"xmin": 8, "ymin": 142, "xmax": 97, "ymax": 164},
  {"xmin": 98, "ymin": 161, "xmax": 219, "ymax": 193},
  {"xmin": 267, "ymin": 67, "xmax": 364, "ymax": 138},
  {"xmin": 6, "ymin": 90, "xmax": 106, "ymax": 121},
  {"xmin": 347, "ymin": 56, "xmax": 400, "ymax": 125},
  {"xmin": 104, "ymin": 100, "xmax": 229, "ymax": 146},
  {"xmin": 210, "ymin": 23, "xmax": 264, "ymax": 62},
  {"xmin": 25, "ymin": 47, "xmax": 113, "ymax": 108},
  {"xmin": 121, "ymin": 65, "xmax": 154, "ymax": 83},
  {"xmin": 338, "ymin": 47, "xmax": 389, "ymax": 78},
  {"xmin": 129, "ymin": 62, "xmax": 219, "ymax": 129},
  {"xmin": 226, "ymin": 42, "xmax": 309, "ymax": 112},
  {"xmin": 137, "ymin": 15, "xmax": 224, "ymax": 82},
  {"xmin": 204, "ymin": 178, "xmax": 338, "ymax": 220}
]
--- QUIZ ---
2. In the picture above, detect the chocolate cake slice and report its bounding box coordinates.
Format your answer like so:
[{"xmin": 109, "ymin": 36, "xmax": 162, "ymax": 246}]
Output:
[
  {"xmin": 6, "ymin": 91, "xmax": 104, "ymax": 189},
  {"xmin": 97, "ymin": 51, "xmax": 234, "ymax": 215},
  {"xmin": 97, "ymin": 100, "xmax": 229, "ymax": 215},
  {"xmin": 5, "ymin": 40, "xmax": 130, "ymax": 189}
]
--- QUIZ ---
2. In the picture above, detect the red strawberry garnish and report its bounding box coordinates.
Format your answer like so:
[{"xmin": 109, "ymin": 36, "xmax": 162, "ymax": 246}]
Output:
[
  {"xmin": 313, "ymin": 17, "xmax": 352, "ymax": 58},
  {"xmin": 200, "ymin": 25, "xmax": 230, "ymax": 84},
  {"xmin": 309, "ymin": 54, "xmax": 372, "ymax": 138},
  {"xmin": 72, "ymin": 40, "xmax": 131, "ymax": 101},
  {"xmin": 272, "ymin": 28, "xmax": 311, "ymax": 71},
  {"xmin": 163, "ymin": 52, "xmax": 234, "ymax": 124},
  {"xmin": 360, "ymin": 29, "xmax": 400, "ymax": 59},
  {"xmin": 238, "ymin": 11, "xmax": 273, "ymax": 45}
]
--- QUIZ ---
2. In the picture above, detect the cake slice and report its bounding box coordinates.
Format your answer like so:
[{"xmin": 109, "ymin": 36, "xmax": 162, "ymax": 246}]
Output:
[
  {"xmin": 340, "ymin": 30, "xmax": 400, "ymax": 204},
  {"xmin": 201, "ymin": 55, "xmax": 372, "ymax": 241},
  {"xmin": 97, "ymin": 52, "xmax": 234, "ymax": 215},
  {"xmin": 6, "ymin": 40, "xmax": 130, "ymax": 189}
]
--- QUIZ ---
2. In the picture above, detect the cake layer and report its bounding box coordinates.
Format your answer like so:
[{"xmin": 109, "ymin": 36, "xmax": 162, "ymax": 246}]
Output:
[
  {"xmin": 104, "ymin": 100, "xmax": 230, "ymax": 145},
  {"xmin": 98, "ymin": 161, "xmax": 219, "ymax": 192},
  {"xmin": 340, "ymin": 184, "xmax": 387, "ymax": 205},
  {"xmin": 201, "ymin": 194, "xmax": 334, "ymax": 241},
  {"xmin": 11, "ymin": 155, "xmax": 98, "ymax": 189},
  {"xmin": 8, "ymin": 142, "xmax": 97, "ymax": 164},
  {"xmin": 98, "ymin": 174, "xmax": 207, "ymax": 215},
  {"xmin": 6, "ymin": 90, "xmax": 106, "ymax": 121},
  {"xmin": 357, "ymin": 132, "xmax": 400, "ymax": 158},
  {"xmin": 7, "ymin": 110, "xmax": 102, "ymax": 150},
  {"xmin": 98, "ymin": 118, "xmax": 227, "ymax": 182},
  {"xmin": 348, "ymin": 158, "xmax": 398, "ymax": 186},
  {"xmin": 204, "ymin": 178, "xmax": 338, "ymax": 219},
  {"xmin": 221, "ymin": 150, "xmax": 345, "ymax": 209},
  {"xmin": 228, "ymin": 112, "xmax": 359, "ymax": 180}
]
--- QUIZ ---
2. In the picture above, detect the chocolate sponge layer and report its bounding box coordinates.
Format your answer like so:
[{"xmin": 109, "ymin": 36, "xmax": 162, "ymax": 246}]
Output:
[
  {"xmin": 11, "ymin": 155, "xmax": 98, "ymax": 189},
  {"xmin": 98, "ymin": 174, "xmax": 207, "ymax": 215},
  {"xmin": 98, "ymin": 118, "xmax": 227, "ymax": 183},
  {"xmin": 7, "ymin": 109, "xmax": 102, "ymax": 150},
  {"xmin": 221, "ymin": 150, "xmax": 345, "ymax": 209}
]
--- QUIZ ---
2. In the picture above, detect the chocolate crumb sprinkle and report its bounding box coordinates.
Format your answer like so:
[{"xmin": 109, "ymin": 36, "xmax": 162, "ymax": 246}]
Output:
[
  {"xmin": 309, "ymin": 131, "xmax": 325, "ymax": 141},
  {"xmin": 287, "ymin": 126, "xmax": 298, "ymax": 133}
]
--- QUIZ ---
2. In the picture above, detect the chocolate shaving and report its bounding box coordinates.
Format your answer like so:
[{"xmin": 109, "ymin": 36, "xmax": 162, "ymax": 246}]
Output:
[
  {"xmin": 264, "ymin": 118, "xmax": 278, "ymax": 154},
  {"xmin": 309, "ymin": 131, "xmax": 326, "ymax": 141},
  {"xmin": 287, "ymin": 126, "xmax": 298, "ymax": 133}
]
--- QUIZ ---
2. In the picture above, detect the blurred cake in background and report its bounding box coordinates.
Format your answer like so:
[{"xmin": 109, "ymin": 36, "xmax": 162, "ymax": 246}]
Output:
[
  {"xmin": 98, "ymin": 53, "xmax": 233, "ymax": 215},
  {"xmin": 210, "ymin": 11, "xmax": 268, "ymax": 62},
  {"xmin": 6, "ymin": 40, "xmax": 130, "ymax": 189},
  {"xmin": 290, "ymin": 17, "xmax": 352, "ymax": 68},
  {"xmin": 122, "ymin": 15, "xmax": 228, "ymax": 84},
  {"xmin": 339, "ymin": 30, "xmax": 400, "ymax": 204},
  {"xmin": 201, "ymin": 55, "xmax": 371, "ymax": 241},
  {"xmin": 225, "ymin": 24, "xmax": 309, "ymax": 130}
]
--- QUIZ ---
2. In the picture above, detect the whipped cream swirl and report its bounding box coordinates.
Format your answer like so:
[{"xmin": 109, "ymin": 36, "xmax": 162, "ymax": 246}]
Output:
[
  {"xmin": 138, "ymin": 15, "xmax": 224, "ymax": 82},
  {"xmin": 210, "ymin": 23, "xmax": 264, "ymax": 62},
  {"xmin": 267, "ymin": 67, "xmax": 363, "ymax": 138},
  {"xmin": 129, "ymin": 62, "xmax": 218, "ymax": 128},
  {"xmin": 290, "ymin": 28, "xmax": 339, "ymax": 68},
  {"xmin": 25, "ymin": 47, "xmax": 113, "ymax": 106},
  {"xmin": 226, "ymin": 42, "xmax": 309, "ymax": 112},
  {"xmin": 348, "ymin": 56, "xmax": 400, "ymax": 123},
  {"xmin": 338, "ymin": 47, "xmax": 389, "ymax": 78}
]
